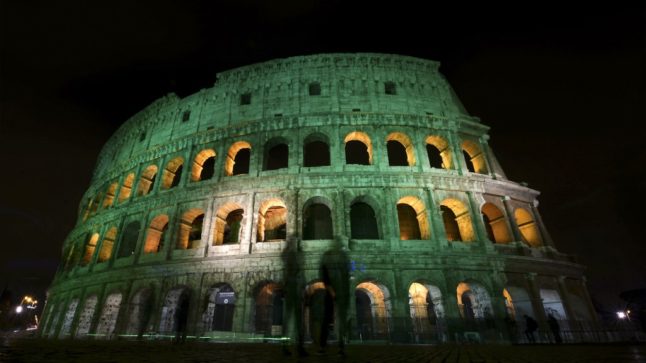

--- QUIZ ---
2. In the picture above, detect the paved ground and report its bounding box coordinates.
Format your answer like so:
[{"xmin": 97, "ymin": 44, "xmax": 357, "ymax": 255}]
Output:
[{"xmin": 1, "ymin": 339, "xmax": 645, "ymax": 363}]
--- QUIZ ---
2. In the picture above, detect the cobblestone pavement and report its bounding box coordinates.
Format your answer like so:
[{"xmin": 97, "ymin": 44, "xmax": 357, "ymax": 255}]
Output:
[{"xmin": 1, "ymin": 339, "xmax": 645, "ymax": 363}]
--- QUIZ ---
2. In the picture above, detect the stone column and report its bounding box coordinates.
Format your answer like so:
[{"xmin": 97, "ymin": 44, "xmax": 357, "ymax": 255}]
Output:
[
  {"xmin": 479, "ymin": 135, "xmax": 495, "ymax": 179},
  {"xmin": 502, "ymin": 196, "xmax": 523, "ymax": 243},
  {"xmin": 466, "ymin": 191, "xmax": 489, "ymax": 247},
  {"xmin": 447, "ymin": 128, "xmax": 465, "ymax": 176},
  {"xmin": 524, "ymin": 273, "xmax": 549, "ymax": 342},
  {"xmin": 425, "ymin": 187, "xmax": 448, "ymax": 247},
  {"xmin": 557, "ymin": 276, "xmax": 577, "ymax": 323},
  {"xmin": 530, "ymin": 200, "xmax": 556, "ymax": 248}
]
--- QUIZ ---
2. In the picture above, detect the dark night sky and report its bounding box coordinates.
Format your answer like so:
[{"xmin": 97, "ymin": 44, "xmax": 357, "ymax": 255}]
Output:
[{"xmin": 1, "ymin": 1, "xmax": 644, "ymax": 313}]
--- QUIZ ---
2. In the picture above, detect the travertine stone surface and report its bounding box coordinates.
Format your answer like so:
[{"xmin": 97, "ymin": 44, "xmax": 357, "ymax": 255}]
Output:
[{"xmin": 42, "ymin": 53, "xmax": 595, "ymax": 343}]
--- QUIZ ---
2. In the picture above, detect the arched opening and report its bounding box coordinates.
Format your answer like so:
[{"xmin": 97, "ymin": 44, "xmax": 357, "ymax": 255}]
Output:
[
  {"xmin": 350, "ymin": 201, "xmax": 379, "ymax": 239},
  {"xmin": 254, "ymin": 282, "xmax": 284, "ymax": 336},
  {"xmin": 159, "ymin": 288, "xmax": 191, "ymax": 334},
  {"xmin": 481, "ymin": 203, "xmax": 512, "ymax": 244},
  {"xmin": 387, "ymin": 141, "xmax": 408, "ymax": 166},
  {"xmin": 504, "ymin": 287, "xmax": 534, "ymax": 323},
  {"xmin": 162, "ymin": 157, "xmax": 184, "ymax": 189},
  {"xmin": 203, "ymin": 284, "xmax": 236, "ymax": 332},
  {"xmin": 441, "ymin": 206, "xmax": 460, "ymax": 241},
  {"xmin": 303, "ymin": 133, "xmax": 330, "ymax": 167},
  {"xmin": 75, "ymin": 295, "xmax": 98, "ymax": 338},
  {"xmin": 213, "ymin": 203, "xmax": 244, "ymax": 245},
  {"xmin": 409, "ymin": 283, "xmax": 445, "ymax": 341},
  {"xmin": 397, "ymin": 196, "xmax": 430, "ymax": 240},
  {"xmin": 344, "ymin": 131, "xmax": 372, "ymax": 165},
  {"xmin": 539, "ymin": 289, "xmax": 567, "ymax": 320},
  {"xmin": 118, "ymin": 173, "xmax": 135, "ymax": 202},
  {"xmin": 137, "ymin": 165, "xmax": 158, "ymax": 196},
  {"xmin": 117, "ymin": 221, "xmax": 140, "ymax": 258},
  {"xmin": 177, "ymin": 209, "xmax": 205, "ymax": 249},
  {"xmin": 257, "ymin": 199, "xmax": 287, "ymax": 242},
  {"xmin": 98, "ymin": 227, "xmax": 117, "ymax": 262},
  {"xmin": 192, "ymin": 149, "xmax": 216, "ymax": 181},
  {"xmin": 457, "ymin": 281, "xmax": 493, "ymax": 320},
  {"xmin": 462, "ymin": 140, "xmax": 488, "ymax": 174},
  {"xmin": 95, "ymin": 293, "xmax": 122, "ymax": 339},
  {"xmin": 303, "ymin": 202, "xmax": 333, "ymax": 240},
  {"xmin": 89, "ymin": 193, "xmax": 102, "ymax": 215},
  {"xmin": 58, "ymin": 298, "xmax": 79, "ymax": 338},
  {"xmin": 125, "ymin": 288, "xmax": 153, "ymax": 337},
  {"xmin": 102, "ymin": 182, "xmax": 118, "ymax": 208},
  {"xmin": 304, "ymin": 281, "xmax": 332, "ymax": 345},
  {"xmin": 81, "ymin": 233, "xmax": 99, "ymax": 266},
  {"xmin": 355, "ymin": 282, "xmax": 390, "ymax": 340},
  {"xmin": 440, "ymin": 199, "xmax": 475, "ymax": 242},
  {"xmin": 143, "ymin": 215, "xmax": 169, "ymax": 253},
  {"xmin": 263, "ymin": 139, "xmax": 289, "ymax": 170},
  {"xmin": 515, "ymin": 208, "xmax": 542, "ymax": 247},
  {"xmin": 225, "ymin": 141, "xmax": 251, "ymax": 176},
  {"xmin": 386, "ymin": 132, "xmax": 415, "ymax": 166},
  {"xmin": 426, "ymin": 135, "xmax": 452, "ymax": 169}
]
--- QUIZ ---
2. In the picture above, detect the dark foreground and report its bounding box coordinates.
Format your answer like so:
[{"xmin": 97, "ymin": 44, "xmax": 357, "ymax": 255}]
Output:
[{"xmin": 1, "ymin": 339, "xmax": 645, "ymax": 363}]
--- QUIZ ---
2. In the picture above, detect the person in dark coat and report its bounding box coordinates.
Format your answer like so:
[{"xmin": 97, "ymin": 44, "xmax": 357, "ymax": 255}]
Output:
[
  {"xmin": 524, "ymin": 314, "xmax": 538, "ymax": 343},
  {"xmin": 547, "ymin": 314, "xmax": 562, "ymax": 343}
]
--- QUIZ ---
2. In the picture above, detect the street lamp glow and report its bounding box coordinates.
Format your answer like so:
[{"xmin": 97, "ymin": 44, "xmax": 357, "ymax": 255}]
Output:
[
  {"xmin": 15, "ymin": 305, "xmax": 23, "ymax": 314},
  {"xmin": 616, "ymin": 311, "xmax": 626, "ymax": 319}
]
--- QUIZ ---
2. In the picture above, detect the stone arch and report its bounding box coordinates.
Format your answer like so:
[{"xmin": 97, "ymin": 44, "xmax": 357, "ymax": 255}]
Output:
[
  {"xmin": 137, "ymin": 165, "xmax": 158, "ymax": 196},
  {"xmin": 386, "ymin": 132, "xmax": 415, "ymax": 166},
  {"xmin": 303, "ymin": 132, "xmax": 330, "ymax": 167},
  {"xmin": 350, "ymin": 197, "xmax": 380, "ymax": 239},
  {"xmin": 426, "ymin": 135, "xmax": 452, "ymax": 169},
  {"xmin": 408, "ymin": 282, "xmax": 445, "ymax": 339},
  {"xmin": 81, "ymin": 233, "xmax": 99, "ymax": 266},
  {"xmin": 263, "ymin": 137, "xmax": 289, "ymax": 171},
  {"xmin": 191, "ymin": 148, "xmax": 216, "ymax": 181},
  {"xmin": 355, "ymin": 281, "xmax": 391, "ymax": 339},
  {"xmin": 257, "ymin": 198, "xmax": 287, "ymax": 242},
  {"xmin": 143, "ymin": 214, "xmax": 169, "ymax": 253},
  {"xmin": 75, "ymin": 295, "xmax": 98, "ymax": 338},
  {"xmin": 504, "ymin": 286, "xmax": 533, "ymax": 322},
  {"xmin": 213, "ymin": 202, "xmax": 244, "ymax": 245},
  {"xmin": 440, "ymin": 198, "xmax": 475, "ymax": 242},
  {"xmin": 125, "ymin": 287, "xmax": 153, "ymax": 337},
  {"xmin": 158, "ymin": 286, "xmax": 191, "ymax": 334},
  {"xmin": 397, "ymin": 196, "xmax": 430, "ymax": 240},
  {"xmin": 102, "ymin": 181, "xmax": 119, "ymax": 208},
  {"xmin": 461, "ymin": 140, "xmax": 488, "ymax": 174},
  {"xmin": 254, "ymin": 281, "xmax": 284, "ymax": 335},
  {"xmin": 177, "ymin": 208, "xmax": 205, "ymax": 249},
  {"xmin": 457, "ymin": 281, "xmax": 493, "ymax": 319},
  {"xmin": 481, "ymin": 203, "xmax": 512, "ymax": 244},
  {"xmin": 98, "ymin": 226, "xmax": 117, "ymax": 262},
  {"xmin": 95, "ymin": 292, "xmax": 123, "ymax": 339},
  {"xmin": 161, "ymin": 156, "xmax": 184, "ymax": 189},
  {"xmin": 302, "ymin": 197, "xmax": 333, "ymax": 240},
  {"xmin": 344, "ymin": 131, "xmax": 372, "ymax": 165},
  {"xmin": 202, "ymin": 283, "xmax": 236, "ymax": 332},
  {"xmin": 225, "ymin": 141, "xmax": 252, "ymax": 176},
  {"xmin": 117, "ymin": 221, "xmax": 140, "ymax": 258},
  {"xmin": 515, "ymin": 208, "xmax": 542, "ymax": 247},
  {"xmin": 118, "ymin": 173, "xmax": 135, "ymax": 202}
]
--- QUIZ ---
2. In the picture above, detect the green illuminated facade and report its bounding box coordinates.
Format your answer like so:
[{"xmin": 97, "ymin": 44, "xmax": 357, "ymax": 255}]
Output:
[{"xmin": 41, "ymin": 53, "xmax": 596, "ymax": 343}]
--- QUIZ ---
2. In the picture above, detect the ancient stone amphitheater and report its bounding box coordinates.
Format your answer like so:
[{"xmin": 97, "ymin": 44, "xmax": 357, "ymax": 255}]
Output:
[{"xmin": 41, "ymin": 53, "xmax": 596, "ymax": 344}]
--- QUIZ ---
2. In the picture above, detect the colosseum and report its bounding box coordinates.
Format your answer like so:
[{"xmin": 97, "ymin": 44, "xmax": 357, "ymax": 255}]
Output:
[{"xmin": 40, "ymin": 53, "xmax": 597, "ymax": 344}]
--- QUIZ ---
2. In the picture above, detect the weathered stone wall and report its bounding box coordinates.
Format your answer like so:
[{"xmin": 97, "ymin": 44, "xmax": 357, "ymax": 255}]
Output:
[{"xmin": 43, "ymin": 53, "xmax": 595, "ymax": 342}]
